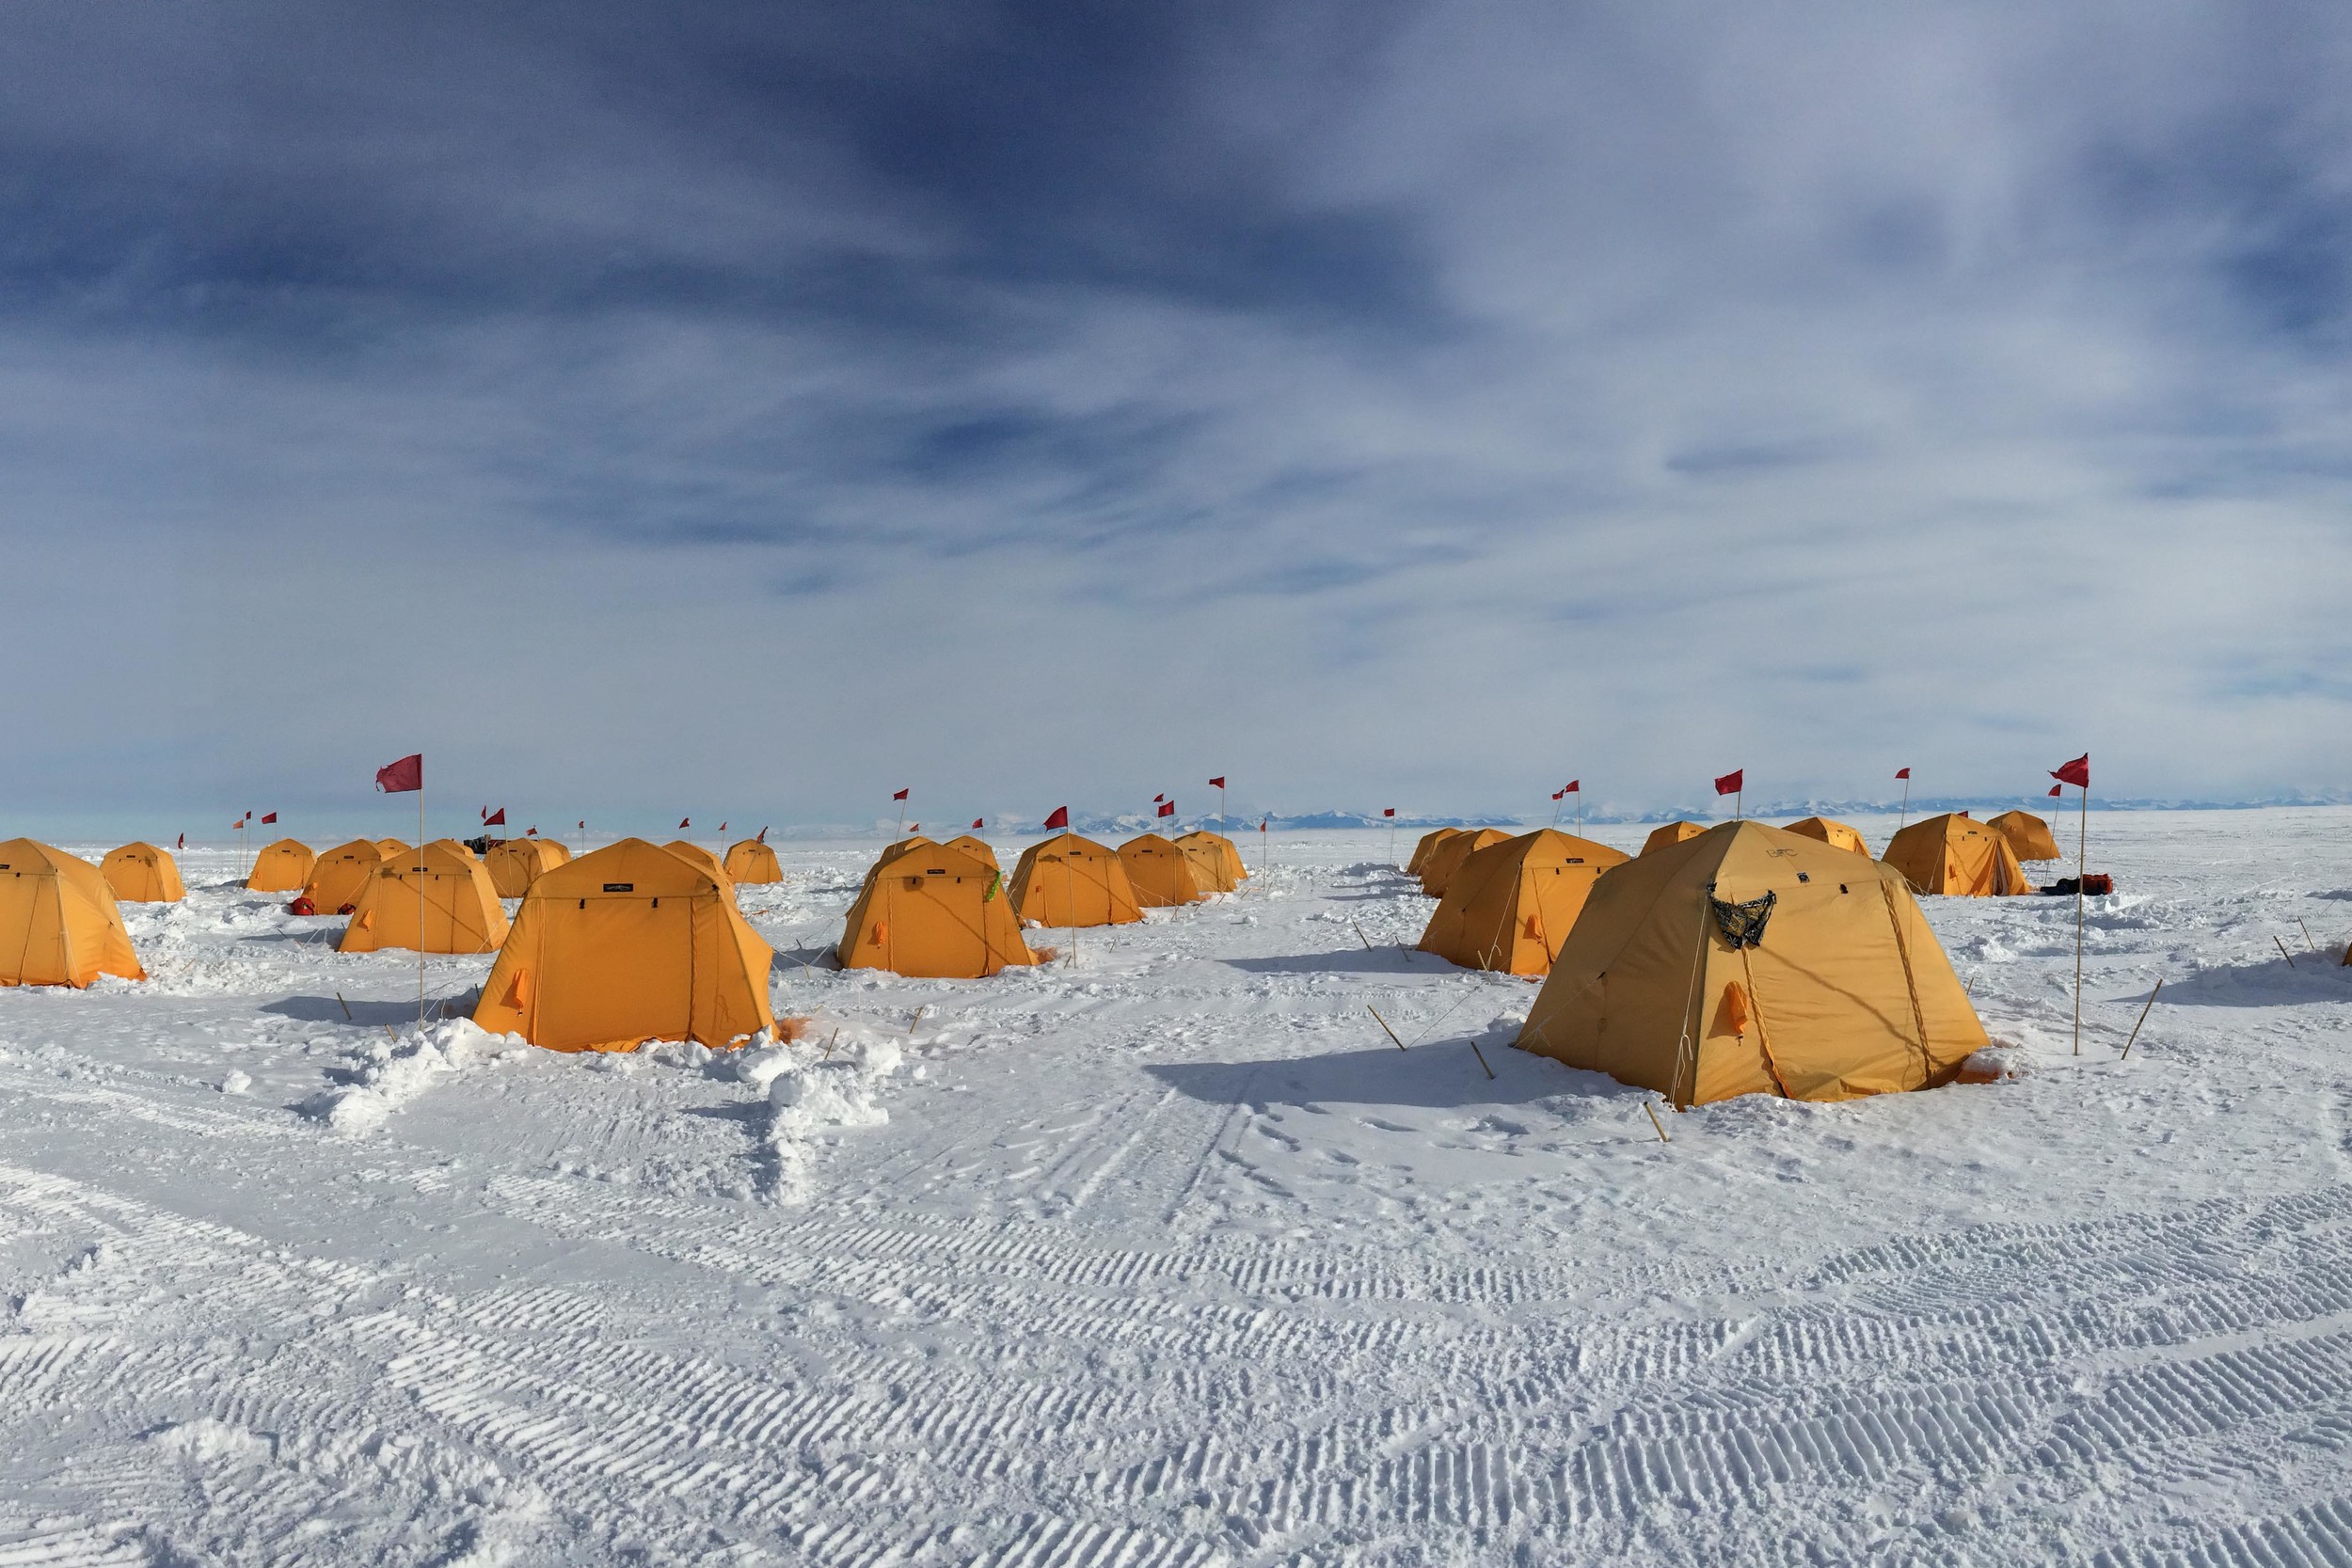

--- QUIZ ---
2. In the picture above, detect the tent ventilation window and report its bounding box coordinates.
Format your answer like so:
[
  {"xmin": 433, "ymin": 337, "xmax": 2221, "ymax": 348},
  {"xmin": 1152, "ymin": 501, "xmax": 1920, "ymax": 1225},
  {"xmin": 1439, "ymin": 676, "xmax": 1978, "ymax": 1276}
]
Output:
[{"xmin": 1708, "ymin": 891, "xmax": 1776, "ymax": 950}]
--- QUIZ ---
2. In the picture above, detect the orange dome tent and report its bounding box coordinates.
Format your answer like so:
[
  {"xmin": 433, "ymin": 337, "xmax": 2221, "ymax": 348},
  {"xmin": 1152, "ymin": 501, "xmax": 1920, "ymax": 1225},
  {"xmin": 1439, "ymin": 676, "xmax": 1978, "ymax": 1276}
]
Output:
[
  {"xmin": 1640, "ymin": 821, "xmax": 1710, "ymax": 856},
  {"xmin": 838, "ymin": 839, "xmax": 1040, "ymax": 978},
  {"xmin": 1119, "ymin": 833, "xmax": 1209, "ymax": 908},
  {"xmin": 1417, "ymin": 830, "xmax": 1629, "ymax": 975},
  {"xmin": 100, "ymin": 842, "xmax": 185, "ymax": 903},
  {"xmin": 1174, "ymin": 831, "xmax": 1246, "ymax": 890},
  {"xmin": 485, "ymin": 837, "xmax": 566, "ymax": 898},
  {"xmin": 944, "ymin": 833, "xmax": 1000, "ymax": 871},
  {"xmin": 1406, "ymin": 828, "xmax": 1459, "ymax": 875},
  {"xmin": 1420, "ymin": 828, "xmax": 1509, "ymax": 898},
  {"xmin": 663, "ymin": 841, "xmax": 733, "ymax": 891},
  {"xmin": 1988, "ymin": 810, "xmax": 2063, "ymax": 863},
  {"xmin": 1783, "ymin": 817, "xmax": 1872, "ymax": 858},
  {"xmin": 474, "ymin": 838, "xmax": 775, "ymax": 1053},
  {"xmin": 1009, "ymin": 833, "xmax": 1143, "ymax": 928},
  {"xmin": 723, "ymin": 838, "xmax": 784, "ymax": 884},
  {"xmin": 374, "ymin": 839, "xmax": 410, "ymax": 858},
  {"xmin": 301, "ymin": 840, "xmax": 389, "ymax": 914},
  {"xmin": 0, "ymin": 839, "xmax": 145, "ymax": 987},
  {"xmin": 1883, "ymin": 814, "xmax": 2033, "ymax": 897},
  {"xmin": 340, "ymin": 841, "xmax": 510, "ymax": 954},
  {"xmin": 1517, "ymin": 821, "xmax": 1986, "ymax": 1105},
  {"xmin": 246, "ymin": 838, "xmax": 316, "ymax": 894}
]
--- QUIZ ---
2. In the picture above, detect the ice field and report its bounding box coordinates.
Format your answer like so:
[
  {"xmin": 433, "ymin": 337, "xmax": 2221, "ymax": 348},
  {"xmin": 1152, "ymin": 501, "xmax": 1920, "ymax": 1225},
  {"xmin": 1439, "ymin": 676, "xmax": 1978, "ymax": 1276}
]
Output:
[{"xmin": 5, "ymin": 808, "xmax": 2352, "ymax": 1565}]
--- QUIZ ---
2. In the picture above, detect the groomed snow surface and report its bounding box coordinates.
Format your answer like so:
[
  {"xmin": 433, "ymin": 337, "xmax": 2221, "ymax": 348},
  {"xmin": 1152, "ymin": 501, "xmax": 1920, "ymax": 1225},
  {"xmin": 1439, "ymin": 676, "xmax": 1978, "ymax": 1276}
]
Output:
[{"xmin": 4, "ymin": 810, "xmax": 2350, "ymax": 1566}]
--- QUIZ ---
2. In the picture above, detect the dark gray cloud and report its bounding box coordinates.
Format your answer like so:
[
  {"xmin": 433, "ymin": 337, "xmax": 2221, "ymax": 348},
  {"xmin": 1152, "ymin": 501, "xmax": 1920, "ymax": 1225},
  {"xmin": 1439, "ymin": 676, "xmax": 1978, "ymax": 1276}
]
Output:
[{"xmin": 4, "ymin": 0, "xmax": 2352, "ymax": 835}]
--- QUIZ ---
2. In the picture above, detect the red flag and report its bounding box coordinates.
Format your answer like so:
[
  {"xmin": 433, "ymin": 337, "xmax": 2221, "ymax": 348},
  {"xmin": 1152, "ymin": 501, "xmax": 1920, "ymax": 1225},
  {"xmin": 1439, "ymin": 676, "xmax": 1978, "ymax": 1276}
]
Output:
[
  {"xmin": 757, "ymin": 827, "xmax": 770, "ymax": 843},
  {"xmin": 479, "ymin": 806, "xmax": 488, "ymax": 821},
  {"xmin": 1383, "ymin": 808, "xmax": 1395, "ymax": 817},
  {"xmin": 1259, "ymin": 816, "xmax": 1268, "ymax": 832},
  {"xmin": 969, "ymin": 818, "xmax": 983, "ymax": 830},
  {"xmin": 1565, "ymin": 780, "xmax": 1579, "ymax": 793},
  {"xmin": 485, "ymin": 808, "xmax": 505, "ymax": 826},
  {"xmin": 176, "ymin": 833, "xmax": 184, "ymax": 849},
  {"xmin": 1551, "ymin": 788, "xmax": 1565, "ymax": 800},
  {"xmin": 229, "ymin": 820, "xmax": 240, "ymax": 830},
  {"xmin": 2050, "ymin": 753, "xmax": 2090, "ymax": 789},
  {"xmin": 1209, "ymin": 777, "xmax": 1226, "ymax": 789},
  {"xmin": 374, "ymin": 754, "xmax": 422, "ymax": 793},
  {"xmin": 577, "ymin": 820, "xmax": 585, "ymax": 830},
  {"xmin": 1896, "ymin": 768, "xmax": 1910, "ymax": 780},
  {"xmin": 525, "ymin": 827, "xmax": 537, "ymax": 836},
  {"xmin": 1043, "ymin": 806, "xmax": 1069, "ymax": 831},
  {"xmin": 1157, "ymin": 800, "xmax": 1175, "ymax": 817},
  {"xmin": 2048, "ymin": 784, "xmax": 2062, "ymax": 798},
  {"xmin": 678, "ymin": 817, "xmax": 690, "ymax": 830},
  {"xmin": 1714, "ymin": 768, "xmax": 1743, "ymax": 796},
  {"xmin": 892, "ymin": 788, "xmax": 910, "ymax": 801},
  {"xmin": 261, "ymin": 812, "xmax": 277, "ymax": 824},
  {"xmin": 719, "ymin": 821, "xmax": 727, "ymax": 833},
  {"xmin": 1152, "ymin": 793, "xmax": 1165, "ymax": 802},
  {"xmin": 909, "ymin": 823, "xmax": 918, "ymax": 832}
]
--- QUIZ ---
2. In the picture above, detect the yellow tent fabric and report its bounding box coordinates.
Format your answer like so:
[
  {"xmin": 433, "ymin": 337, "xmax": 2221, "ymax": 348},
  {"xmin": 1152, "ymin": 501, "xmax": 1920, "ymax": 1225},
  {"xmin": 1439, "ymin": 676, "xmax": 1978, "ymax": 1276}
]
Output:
[
  {"xmin": 540, "ymin": 839, "xmax": 572, "ymax": 864},
  {"xmin": 375, "ymin": 839, "xmax": 410, "ymax": 857},
  {"xmin": 340, "ymin": 841, "xmax": 510, "ymax": 954},
  {"xmin": 1988, "ymin": 810, "xmax": 2063, "ymax": 863},
  {"xmin": 1119, "ymin": 833, "xmax": 1208, "ymax": 908},
  {"xmin": 1009, "ymin": 833, "xmax": 1144, "ymax": 928},
  {"xmin": 301, "ymin": 840, "xmax": 389, "ymax": 913},
  {"xmin": 246, "ymin": 838, "xmax": 315, "ymax": 893},
  {"xmin": 723, "ymin": 838, "xmax": 784, "ymax": 884},
  {"xmin": 1783, "ymin": 817, "xmax": 1872, "ymax": 858},
  {"xmin": 474, "ymin": 838, "xmax": 775, "ymax": 1053},
  {"xmin": 944, "ymin": 834, "xmax": 1000, "ymax": 871},
  {"xmin": 838, "ymin": 840, "xmax": 1039, "ymax": 978},
  {"xmin": 1172, "ymin": 832, "xmax": 1234, "ymax": 894},
  {"xmin": 303, "ymin": 841, "xmax": 390, "ymax": 911},
  {"xmin": 1883, "ymin": 814, "xmax": 2033, "ymax": 896},
  {"xmin": 1406, "ymin": 828, "xmax": 1459, "ymax": 875},
  {"xmin": 1174, "ymin": 831, "xmax": 1247, "ymax": 890},
  {"xmin": 663, "ymin": 841, "xmax": 733, "ymax": 888},
  {"xmin": 1517, "ymin": 821, "xmax": 1986, "ymax": 1105},
  {"xmin": 484, "ymin": 837, "xmax": 566, "ymax": 898},
  {"xmin": 0, "ymin": 839, "xmax": 145, "ymax": 987},
  {"xmin": 1417, "ymin": 830, "xmax": 1630, "ymax": 975},
  {"xmin": 1420, "ymin": 828, "xmax": 1510, "ymax": 898},
  {"xmin": 100, "ymin": 842, "xmax": 186, "ymax": 903},
  {"xmin": 1640, "ymin": 821, "xmax": 1710, "ymax": 856}
]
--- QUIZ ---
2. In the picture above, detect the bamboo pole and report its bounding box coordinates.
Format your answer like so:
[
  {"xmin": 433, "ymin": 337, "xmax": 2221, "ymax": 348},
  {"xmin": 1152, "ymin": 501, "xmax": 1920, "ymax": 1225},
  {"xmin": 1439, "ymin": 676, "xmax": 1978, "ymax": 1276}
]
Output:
[
  {"xmin": 2298, "ymin": 918, "xmax": 2318, "ymax": 955},
  {"xmin": 2120, "ymin": 977, "xmax": 2162, "ymax": 1060},
  {"xmin": 1350, "ymin": 920, "xmax": 1375, "ymax": 952},
  {"xmin": 1468, "ymin": 1038, "xmax": 1495, "ymax": 1080},
  {"xmin": 2275, "ymin": 935, "xmax": 2296, "ymax": 970},
  {"xmin": 1644, "ymin": 1101, "xmax": 1671, "ymax": 1144},
  {"xmin": 2071, "ymin": 783, "xmax": 2087, "ymax": 1055},
  {"xmin": 1367, "ymin": 1006, "xmax": 1407, "ymax": 1052}
]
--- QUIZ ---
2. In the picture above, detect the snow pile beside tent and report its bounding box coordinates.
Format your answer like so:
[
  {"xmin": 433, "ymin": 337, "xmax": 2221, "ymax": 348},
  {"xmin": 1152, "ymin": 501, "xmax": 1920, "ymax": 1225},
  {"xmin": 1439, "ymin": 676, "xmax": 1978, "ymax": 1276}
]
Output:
[
  {"xmin": 303, "ymin": 1018, "xmax": 518, "ymax": 1134},
  {"xmin": 738, "ymin": 1031, "xmax": 901, "ymax": 1202}
]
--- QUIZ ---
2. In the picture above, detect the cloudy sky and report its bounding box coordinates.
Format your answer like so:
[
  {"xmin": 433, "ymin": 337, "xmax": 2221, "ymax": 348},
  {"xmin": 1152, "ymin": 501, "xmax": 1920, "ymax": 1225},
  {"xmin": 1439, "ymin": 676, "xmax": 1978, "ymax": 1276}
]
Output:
[{"xmin": 4, "ymin": 1, "xmax": 2349, "ymax": 837}]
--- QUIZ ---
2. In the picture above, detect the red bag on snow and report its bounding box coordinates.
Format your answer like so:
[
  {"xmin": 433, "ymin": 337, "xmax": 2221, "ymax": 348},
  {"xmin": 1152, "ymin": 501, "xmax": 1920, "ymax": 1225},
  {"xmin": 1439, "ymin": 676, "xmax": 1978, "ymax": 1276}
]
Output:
[{"xmin": 286, "ymin": 896, "xmax": 316, "ymax": 915}]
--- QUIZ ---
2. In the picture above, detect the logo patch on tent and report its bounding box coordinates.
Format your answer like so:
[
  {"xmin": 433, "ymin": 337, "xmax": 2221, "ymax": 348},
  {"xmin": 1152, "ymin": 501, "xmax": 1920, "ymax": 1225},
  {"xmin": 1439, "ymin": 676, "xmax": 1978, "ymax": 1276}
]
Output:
[{"xmin": 603, "ymin": 882, "xmax": 634, "ymax": 893}]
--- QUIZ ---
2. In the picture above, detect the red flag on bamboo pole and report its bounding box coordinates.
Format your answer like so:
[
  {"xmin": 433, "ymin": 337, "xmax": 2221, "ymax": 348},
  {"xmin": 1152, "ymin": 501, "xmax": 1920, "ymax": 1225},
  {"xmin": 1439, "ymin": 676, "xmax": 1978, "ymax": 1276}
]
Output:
[
  {"xmin": 1157, "ymin": 800, "xmax": 1175, "ymax": 818},
  {"xmin": 1043, "ymin": 806, "xmax": 1069, "ymax": 831},
  {"xmin": 1209, "ymin": 777, "xmax": 1225, "ymax": 789},
  {"xmin": 892, "ymin": 788, "xmax": 910, "ymax": 801},
  {"xmin": 678, "ymin": 817, "xmax": 690, "ymax": 830},
  {"xmin": 757, "ymin": 827, "xmax": 769, "ymax": 842},
  {"xmin": 2050, "ymin": 754, "xmax": 2090, "ymax": 788},
  {"xmin": 969, "ymin": 818, "xmax": 983, "ymax": 831},
  {"xmin": 176, "ymin": 833, "xmax": 184, "ymax": 849},
  {"xmin": 2049, "ymin": 784, "xmax": 2062, "ymax": 797},
  {"xmin": 1383, "ymin": 808, "xmax": 1395, "ymax": 817},
  {"xmin": 1896, "ymin": 768, "xmax": 1910, "ymax": 780},
  {"xmin": 1713, "ymin": 769, "xmax": 1743, "ymax": 796},
  {"xmin": 485, "ymin": 808, "xmax": 505, "ymax": 826},
  {"xmin": 261, "ymin": 812, "xmax": 277, "ymax": 824},
  {"xmin": 374, "ymin": 754, "xmax": 421, "ymax": 793}
]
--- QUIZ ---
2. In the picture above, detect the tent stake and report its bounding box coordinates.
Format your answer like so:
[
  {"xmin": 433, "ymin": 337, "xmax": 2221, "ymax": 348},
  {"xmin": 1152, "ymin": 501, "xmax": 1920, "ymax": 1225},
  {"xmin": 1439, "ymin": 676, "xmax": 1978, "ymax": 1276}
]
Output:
[
  {"xmin": 2120, "ymin": 977, "xmax": 2163, "ymax": 1060},
  {"xmin": 1350, "ymin": 920, "xmax": 1375, "ymax": 952},
  {"xmin": 2298, "ymin": 918, "xmax": 2318, "ymax": 955},
  {"xmin": 2276, "ymin": 935, "xmax": 2296, "ymax": 970},
  {"xmin": 1644, "ymin": 1101, "xmax": 1671, "ymax": 1144},
  {"xmin": 1367, "ymin": 1006, "xmax": 1407, "ymax": 1052},
  {"xmin": 908, "ymin": 1006, "xmax": 926, "ymax": 1036},
  {"xmin": 821, "ymin": 1027, "xmax": 841, "ymax": 1060},
  {"xmin": 1468, "ymin": 1038, "xmax": 1495, "ymax": 1080},
  {"xmin": 335, "ymin": 992, "xmax": 353, "ymax": 1022}
]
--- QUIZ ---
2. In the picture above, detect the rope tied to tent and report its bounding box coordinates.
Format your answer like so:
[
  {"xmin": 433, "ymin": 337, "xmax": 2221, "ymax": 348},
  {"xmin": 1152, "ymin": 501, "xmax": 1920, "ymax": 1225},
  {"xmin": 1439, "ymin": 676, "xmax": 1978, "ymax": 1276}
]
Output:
[{"xmin": 1708, "ymin": 890, "xmax": 1775, "ymax": 949}]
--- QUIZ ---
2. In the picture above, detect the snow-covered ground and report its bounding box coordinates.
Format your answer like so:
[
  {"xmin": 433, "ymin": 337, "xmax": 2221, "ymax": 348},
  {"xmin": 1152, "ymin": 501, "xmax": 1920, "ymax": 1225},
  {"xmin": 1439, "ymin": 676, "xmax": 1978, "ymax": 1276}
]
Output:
[{"xmin": 5, "ymin": 809, "xmax": 2351, "ymax": 1566}]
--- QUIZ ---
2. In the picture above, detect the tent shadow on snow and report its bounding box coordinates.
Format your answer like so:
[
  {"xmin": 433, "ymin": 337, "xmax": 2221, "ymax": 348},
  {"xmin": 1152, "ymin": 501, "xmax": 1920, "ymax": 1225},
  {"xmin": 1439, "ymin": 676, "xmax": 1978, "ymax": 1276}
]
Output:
[
  {"xmin": 1222, "ymin": 950, "xmax": 1440, "ymax": 976},
  {"xmin": 2137, "ymin": 959, "xmax": 2352, "ymax": 1008},
  {"xmin": 1146, "ymin": 1044, "xmax": 1566, "ymax": 1112},
  {"xmin": 262, "ymin": 994, "xmax": 475, "ymax": 1027}
]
